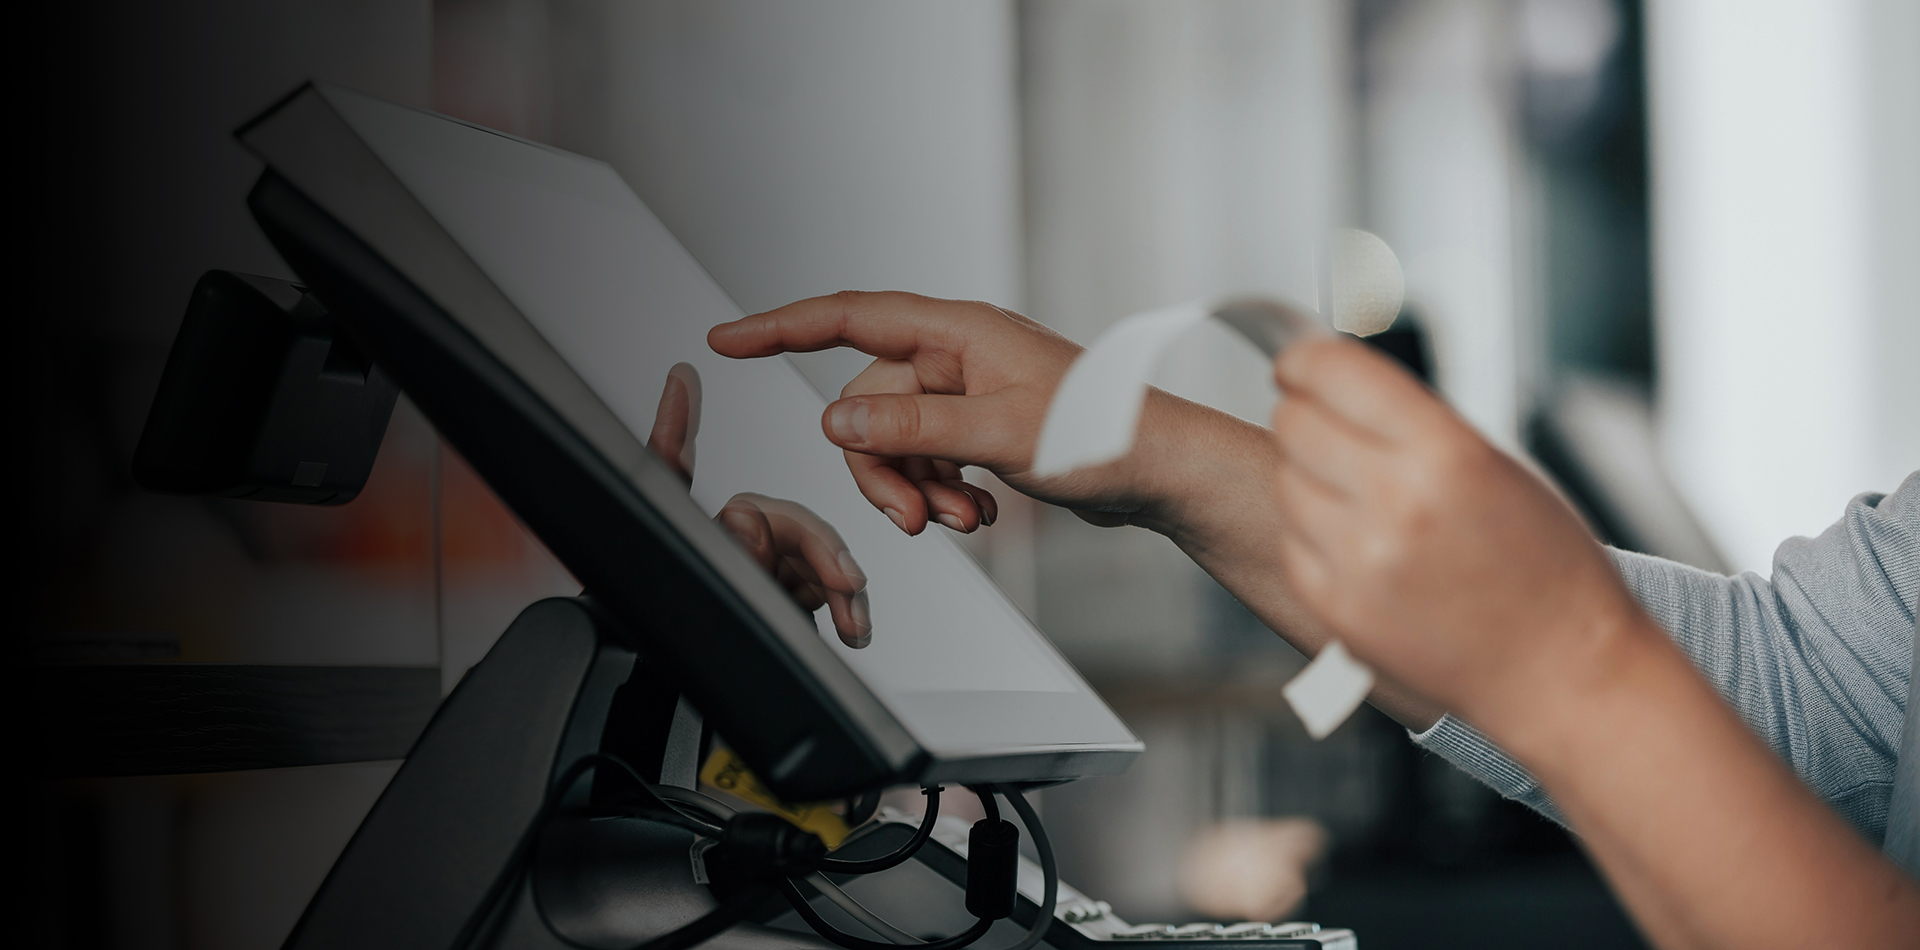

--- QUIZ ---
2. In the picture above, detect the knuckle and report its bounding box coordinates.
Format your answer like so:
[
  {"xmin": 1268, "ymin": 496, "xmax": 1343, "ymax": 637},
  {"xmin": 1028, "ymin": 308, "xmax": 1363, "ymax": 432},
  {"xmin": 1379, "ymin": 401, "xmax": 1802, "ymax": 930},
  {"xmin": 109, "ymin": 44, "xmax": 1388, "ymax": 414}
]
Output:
[
  {"xmin": 1356, "ymin": 525, "xmax": 1406, "ymax": 575},
  {"xmin": 1273, "ymin": 349, "xmax": 1310, "ymax": 388},
  {"xmin": 1288, "ymin": 337, "xmax": 1352, "ymax": 381},
  {"xmin": 827, "ymin": 290, "xmax": 867, "ymax": 340},
  {"xmin": 881, "ymin": 399, "xmax": 924, "ymax": 448},
  {"xmin": 1271, "ymin": 398, "xmax": 1302, "ymax": 437},
  {"xmin": 840, "ymin": 289, "xmax": 919, "ymax": 314},
  {"xmin": 1385, "ymin": 471, "xmax": 1440, "ymax": 534}
]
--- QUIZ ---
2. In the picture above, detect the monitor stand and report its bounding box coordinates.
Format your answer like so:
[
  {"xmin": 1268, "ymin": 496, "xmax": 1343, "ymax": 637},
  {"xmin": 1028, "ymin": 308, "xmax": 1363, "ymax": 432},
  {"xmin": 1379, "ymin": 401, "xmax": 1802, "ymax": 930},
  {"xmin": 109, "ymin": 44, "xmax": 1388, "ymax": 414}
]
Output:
[
  {"xmin": 279, "ymin": 595, "xmax": 831, "ymax": 950},
  {"xmin": 278, "ymin": 597, "xmax": 1358, "ymax": 950}
]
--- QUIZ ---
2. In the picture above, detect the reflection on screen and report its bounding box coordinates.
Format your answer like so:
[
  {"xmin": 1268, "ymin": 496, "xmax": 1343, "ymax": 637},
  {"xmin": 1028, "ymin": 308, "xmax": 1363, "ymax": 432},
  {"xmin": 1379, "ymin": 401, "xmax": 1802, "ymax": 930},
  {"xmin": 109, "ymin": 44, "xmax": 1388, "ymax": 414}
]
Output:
[
  {"xmin": 645, "ymin": 360, "xmax": 873, "ymax": 651},
  {"xmin": 327, "ymin": 92, "xmax": 1140, "ymax": 756}
]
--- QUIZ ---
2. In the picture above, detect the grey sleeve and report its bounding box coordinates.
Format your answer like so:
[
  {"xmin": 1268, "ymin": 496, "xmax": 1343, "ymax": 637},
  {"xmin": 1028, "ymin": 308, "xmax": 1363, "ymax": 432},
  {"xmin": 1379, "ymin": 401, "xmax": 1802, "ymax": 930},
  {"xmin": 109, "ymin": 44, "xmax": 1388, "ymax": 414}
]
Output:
[{"xmin": 1411, "ymin": 471, "xmax": 1920, "ymax": 838}]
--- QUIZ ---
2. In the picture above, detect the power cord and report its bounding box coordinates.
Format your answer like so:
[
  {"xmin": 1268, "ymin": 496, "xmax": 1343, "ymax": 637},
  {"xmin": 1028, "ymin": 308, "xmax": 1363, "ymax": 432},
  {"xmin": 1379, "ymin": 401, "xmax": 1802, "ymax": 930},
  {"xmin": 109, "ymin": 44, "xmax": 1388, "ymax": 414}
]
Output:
[
  {"xmin": 651, "ymin": 783, "xmax": 740, "ymax": 825},
  {"xmin": 460, "ymin": 752, "xmax": 741, "ymax": 950},
  {"xmin": 843, "ymin": 789, "xmax": 884, "ymax": 828},
  {"xmin": 549, "ymin": 752, "xmax": 726, "ymax": 837},
  {"xmin": 776, "ymin": 785, "xmax": 1057, "ymax": 950},
  {"xmin": 803, "ymin": 873, "xmax": 921, "ymax": 945},
  {"xmin": 780, "ymin": 877, "xmax": 995, "ymax": 950},
  {"xmin": 509, "ymin": 755, "xmax": 1057, "ymax": 950},
  {"xmin": 778, "ymin": 786, "xmax": 996, "ymax": 950},
  {"xmin": 965, "ymin": 785, "xmax": 1001, "ymax": 821},
  {"xmin": 817, "ymin": 785, "xmax": 943, "ymax": 874},
  {"xmin": 991, "ymin": 784, "xmax": 1056, "ymax": 950}
]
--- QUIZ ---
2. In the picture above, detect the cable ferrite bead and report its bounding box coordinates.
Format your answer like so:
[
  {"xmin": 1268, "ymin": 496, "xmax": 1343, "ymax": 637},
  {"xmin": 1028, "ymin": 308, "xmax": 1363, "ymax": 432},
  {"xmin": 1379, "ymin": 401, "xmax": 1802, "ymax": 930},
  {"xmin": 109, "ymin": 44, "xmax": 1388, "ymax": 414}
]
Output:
[
  {"xmin": 708, "ymin": 813, "xmax": 827, "ymax": 899},
  {"xmin": 965, "ymin": 818, "xmax": 1020, "ymax": 920}
]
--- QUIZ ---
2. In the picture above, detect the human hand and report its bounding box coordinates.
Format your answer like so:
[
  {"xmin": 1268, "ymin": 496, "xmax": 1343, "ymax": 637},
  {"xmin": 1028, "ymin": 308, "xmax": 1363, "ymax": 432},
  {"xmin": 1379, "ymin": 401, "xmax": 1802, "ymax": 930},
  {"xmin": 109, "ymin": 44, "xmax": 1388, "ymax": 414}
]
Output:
[
  {"xmin": 1271, "ymin": 340, "xmax": 1920, "ymax": 950},
  {"xmin": 710, "ymin": 291, "xmax": 1191, "ymax": 535},
  {"xmin": 1267, "ymin": 337, "xmax": 1647, "ymax": 725},
  {"xmin": 647, "ymin": 362, "xmax": 871, "ymax": 647},
  {"xmin": 717, "ymin": 493, "xmax": 872, "ymax": 649}
]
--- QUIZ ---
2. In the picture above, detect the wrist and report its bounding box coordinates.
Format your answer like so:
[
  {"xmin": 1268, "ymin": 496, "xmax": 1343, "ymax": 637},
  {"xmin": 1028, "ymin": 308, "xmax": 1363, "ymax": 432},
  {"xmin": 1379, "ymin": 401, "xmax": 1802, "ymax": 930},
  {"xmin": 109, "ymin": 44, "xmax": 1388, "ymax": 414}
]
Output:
[
  {"xmin": 1465, "ymin": 599, "xmax": 1671, "ymax": 773},
  {"xmin": 1125, "ymin": 389, "xmax": 1278, "ymax": 544}
]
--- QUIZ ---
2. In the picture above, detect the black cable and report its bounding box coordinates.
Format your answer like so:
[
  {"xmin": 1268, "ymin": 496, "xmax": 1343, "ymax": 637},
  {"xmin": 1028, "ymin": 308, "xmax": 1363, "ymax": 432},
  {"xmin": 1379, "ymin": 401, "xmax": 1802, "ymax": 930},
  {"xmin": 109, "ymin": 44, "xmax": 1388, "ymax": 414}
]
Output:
[
  {"xmin": 554, "ymin": 753, "xmax": 726, "ymax": 837},
  {"xmin": 817, "ymin": 785, "xmax": 942, "ymax": 874},
  {"xmin": 529, "ymin": 755, "xmax": 746, "ymax": 950},
  {"xmin": 785, "ymin": 785, "xmax": 1058, "ymax": 950},
  {"xmin": 512, "ymin": 765, "xmax": 1052, "ymax": 950},
  {"xmin": 651, "ymin": 783, "xmax": 737, "ymax": 826},
  {"xmin": 472, "ymin": 752, "xmax": 737, "ymax": 950},
  {"xmin": 965, "ymin": 786, "xmax": 1001, "ymax": 822},
  {"xmin": 779, "ymin": 877, "xmax": 994, "ymax": 950},
  {"xmin": 803, "ymin": 873, "xmax": 920, "ymax": 945},
  {"xmin": 844, "ymin": 789, "xmax": 884, "ymax": 828},
  {"xmin": 989, "ymin": 785, "xmax": 1056, "ymax": 950}
]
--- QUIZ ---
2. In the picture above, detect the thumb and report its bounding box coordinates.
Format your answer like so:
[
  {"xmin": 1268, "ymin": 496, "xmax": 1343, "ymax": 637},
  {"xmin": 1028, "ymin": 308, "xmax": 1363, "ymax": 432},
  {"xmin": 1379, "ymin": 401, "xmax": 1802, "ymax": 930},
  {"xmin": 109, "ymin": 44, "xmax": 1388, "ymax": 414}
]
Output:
[{"xmin": 822, "ymin": 392, "xmax": 1029, "ymax": 467}]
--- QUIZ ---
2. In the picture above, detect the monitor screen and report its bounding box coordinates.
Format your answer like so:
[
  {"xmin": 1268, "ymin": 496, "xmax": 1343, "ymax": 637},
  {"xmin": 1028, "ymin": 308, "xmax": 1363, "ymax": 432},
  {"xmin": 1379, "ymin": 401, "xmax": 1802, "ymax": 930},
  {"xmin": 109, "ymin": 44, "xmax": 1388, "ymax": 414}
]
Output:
[{"xmin": 238, "ymin": 83, "xmax": 1139, "ymax": 798}]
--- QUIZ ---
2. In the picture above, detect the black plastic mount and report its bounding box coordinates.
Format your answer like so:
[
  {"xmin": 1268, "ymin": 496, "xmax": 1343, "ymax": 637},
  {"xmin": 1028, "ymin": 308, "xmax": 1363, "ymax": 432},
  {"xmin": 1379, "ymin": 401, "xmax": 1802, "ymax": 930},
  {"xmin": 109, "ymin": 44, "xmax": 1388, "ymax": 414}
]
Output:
[
  {"xmin": 133, "ymin": 270, "xmax": 399, "ymax": 505},
  {"xmin": 281, "ymin": 596, "xmax": 829, "ymax": 950}
]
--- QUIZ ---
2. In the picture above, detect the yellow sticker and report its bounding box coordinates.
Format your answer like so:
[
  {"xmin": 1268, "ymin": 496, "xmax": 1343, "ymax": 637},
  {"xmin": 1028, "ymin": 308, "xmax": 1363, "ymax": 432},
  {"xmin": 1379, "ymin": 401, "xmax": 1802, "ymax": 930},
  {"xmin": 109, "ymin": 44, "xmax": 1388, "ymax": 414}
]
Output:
[{"xmin": 700, "ymin": 747, "xmax": 852, "ymax": 848}]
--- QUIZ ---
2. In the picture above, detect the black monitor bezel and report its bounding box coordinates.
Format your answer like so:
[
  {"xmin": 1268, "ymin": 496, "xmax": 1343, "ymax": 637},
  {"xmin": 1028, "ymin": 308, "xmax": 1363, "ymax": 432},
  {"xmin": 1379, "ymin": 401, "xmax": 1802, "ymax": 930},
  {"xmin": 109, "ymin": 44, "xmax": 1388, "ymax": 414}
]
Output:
[
  {"xmin": 236, "ymin": 83, "xmax": 1140, "ymax": 800},
  {"xmin": 240, "ymin": 88, "xmax": 924, "ymax": 801}
]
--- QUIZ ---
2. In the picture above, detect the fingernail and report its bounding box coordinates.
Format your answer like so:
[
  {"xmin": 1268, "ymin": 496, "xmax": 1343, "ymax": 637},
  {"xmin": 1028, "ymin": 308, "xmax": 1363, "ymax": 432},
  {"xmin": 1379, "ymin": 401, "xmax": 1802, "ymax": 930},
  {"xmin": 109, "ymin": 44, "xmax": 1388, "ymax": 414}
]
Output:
[
  {"xmin": 718, "ymin": 508, "xmax": 755, "ymax": 538},
  {"xmin": 883, "ymin": 508, "xmax": 908, "ymax": 533},
  {"xmin": 847, "ymin": 591, "xmax": 872, "ymax": 648},
  {"xmin": 829, "ymin": 400, "xmax": 870, "ymax": 444},
  {"xmin": 935, "ymin": 513, "xmax": 965, "ymax": 532},
  {"xmin": 980, "ymin": 507, "xmax": 996, "ymax": 527},
  {"xmin": 837, "ymin": 550, "xmax": 867, "ymax": 589}
]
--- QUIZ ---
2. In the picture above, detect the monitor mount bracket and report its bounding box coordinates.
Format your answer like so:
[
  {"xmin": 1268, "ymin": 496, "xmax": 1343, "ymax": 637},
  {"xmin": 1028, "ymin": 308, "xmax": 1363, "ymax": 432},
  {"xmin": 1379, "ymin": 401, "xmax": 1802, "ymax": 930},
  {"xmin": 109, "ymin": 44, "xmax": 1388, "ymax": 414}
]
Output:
[{"xmin": 281, "ymin": 595, "xmax": 830, "ymax": 950}]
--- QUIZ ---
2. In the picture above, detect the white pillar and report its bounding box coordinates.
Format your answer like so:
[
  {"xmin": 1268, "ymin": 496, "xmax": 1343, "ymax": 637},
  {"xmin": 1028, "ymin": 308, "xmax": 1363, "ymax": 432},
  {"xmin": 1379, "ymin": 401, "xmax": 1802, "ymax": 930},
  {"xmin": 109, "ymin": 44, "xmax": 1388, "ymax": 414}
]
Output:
[
  {"xmin": 1363, "ymin": 0, "xmax": 1528, "ymax": 449},
  {"xmin": 1646, "ymin": 0, "xmax": 1914, "ymax": 574}
]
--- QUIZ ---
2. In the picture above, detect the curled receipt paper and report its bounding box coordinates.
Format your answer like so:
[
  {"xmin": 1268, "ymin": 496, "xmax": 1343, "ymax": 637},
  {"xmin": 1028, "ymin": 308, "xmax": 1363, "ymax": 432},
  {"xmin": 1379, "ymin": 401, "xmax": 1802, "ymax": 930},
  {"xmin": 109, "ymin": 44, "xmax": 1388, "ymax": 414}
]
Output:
[
  {"xmin": 1031, "ymin": 234, "xmax": 1404, "ymax": 739},
  {"xmin": 1030, "ymin": 297, "xmax": 1325, "ymax": 478}
]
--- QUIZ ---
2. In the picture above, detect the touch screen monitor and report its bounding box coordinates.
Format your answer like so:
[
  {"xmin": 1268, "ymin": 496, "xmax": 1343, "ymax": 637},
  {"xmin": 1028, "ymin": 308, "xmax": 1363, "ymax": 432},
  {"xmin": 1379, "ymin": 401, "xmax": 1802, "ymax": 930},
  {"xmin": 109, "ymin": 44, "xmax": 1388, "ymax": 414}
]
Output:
[{"xmin": 239, "ymin": 83, "xmax": 1140, "ymax": 800}]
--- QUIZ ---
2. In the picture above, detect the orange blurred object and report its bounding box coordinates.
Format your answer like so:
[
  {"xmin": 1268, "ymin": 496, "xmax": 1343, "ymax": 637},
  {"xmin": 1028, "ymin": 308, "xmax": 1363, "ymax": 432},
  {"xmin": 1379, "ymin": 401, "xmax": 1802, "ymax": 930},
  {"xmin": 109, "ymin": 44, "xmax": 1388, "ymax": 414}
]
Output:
[
  {"xmin": 1176, "ymin": 818, "xmax": 1330, "ymax": 922},
  {"xmin": 438, "ymin": 440, "xmax": 554, "ymax": 568}
]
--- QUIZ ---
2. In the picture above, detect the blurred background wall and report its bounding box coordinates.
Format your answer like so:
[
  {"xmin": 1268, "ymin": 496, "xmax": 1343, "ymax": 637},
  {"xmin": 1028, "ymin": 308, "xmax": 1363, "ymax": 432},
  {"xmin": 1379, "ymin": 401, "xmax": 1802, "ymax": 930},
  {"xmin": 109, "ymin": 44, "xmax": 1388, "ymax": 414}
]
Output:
[
  {"xmin": 18, "ymin": 2, "xmax": 1917, "ymax": 949},
  {"xmin": 16, "ymin": 5, "xmax": 441, "ymax": 949},
  {"xmin": 1646, "ymin": 0, "xmax": 1920, "ymax": 575}
]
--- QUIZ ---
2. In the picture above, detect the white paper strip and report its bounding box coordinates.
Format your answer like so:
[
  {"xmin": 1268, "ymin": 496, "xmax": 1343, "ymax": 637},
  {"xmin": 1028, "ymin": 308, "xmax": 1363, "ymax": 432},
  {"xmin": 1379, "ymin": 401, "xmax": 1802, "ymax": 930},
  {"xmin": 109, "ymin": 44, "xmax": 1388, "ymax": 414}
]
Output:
[
  {"xmin": 1030, "ymin": 302, "xmax": 1212, "ymax": 477},
  {"xmin": 1030, "ymin": 282, "xmax": 1401, "ymax": 739},
  {"xmin": 1031, "ymin": 298, "xmax": 1325, "ymax": 478},
  {"xmin": 1281, "ymin": 641, "xmax": 1375, "ymax": 740}
]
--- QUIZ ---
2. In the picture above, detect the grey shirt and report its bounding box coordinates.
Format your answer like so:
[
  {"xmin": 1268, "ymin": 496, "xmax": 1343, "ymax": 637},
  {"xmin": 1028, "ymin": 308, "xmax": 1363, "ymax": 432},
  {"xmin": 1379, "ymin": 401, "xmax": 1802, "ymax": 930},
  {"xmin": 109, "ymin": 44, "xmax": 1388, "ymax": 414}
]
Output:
[{"xmin": 1413, "ymin": 470, "xmax": 1920, "ymax": 846}]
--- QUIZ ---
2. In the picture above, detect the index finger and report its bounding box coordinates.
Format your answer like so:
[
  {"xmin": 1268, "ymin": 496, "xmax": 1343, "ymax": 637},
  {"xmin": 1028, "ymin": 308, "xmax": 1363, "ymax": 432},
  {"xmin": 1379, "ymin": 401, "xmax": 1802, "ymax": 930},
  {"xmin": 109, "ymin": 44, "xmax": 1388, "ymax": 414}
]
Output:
[
  {"xmin": 1273, "ymin": 336, "xmax": 1445, "ymax": 442},
  {"xmin": 708, "ymin": 290, "xmax": 983, "ymax": 360}
]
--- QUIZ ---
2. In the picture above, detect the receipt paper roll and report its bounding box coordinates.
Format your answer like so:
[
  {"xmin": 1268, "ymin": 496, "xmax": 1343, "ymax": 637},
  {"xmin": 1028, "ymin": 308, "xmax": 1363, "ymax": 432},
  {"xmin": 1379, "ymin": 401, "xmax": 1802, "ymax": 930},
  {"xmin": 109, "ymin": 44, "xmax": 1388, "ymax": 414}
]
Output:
[{"xmin": 1030, "ymin": 294, "xmax": 1389, "ymax": 740}]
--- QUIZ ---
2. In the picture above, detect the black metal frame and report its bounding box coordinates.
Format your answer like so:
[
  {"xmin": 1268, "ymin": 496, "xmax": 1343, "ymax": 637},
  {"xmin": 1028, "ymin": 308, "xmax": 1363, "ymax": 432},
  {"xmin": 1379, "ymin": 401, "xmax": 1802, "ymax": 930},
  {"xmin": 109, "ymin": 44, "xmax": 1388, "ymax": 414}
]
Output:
[{"xmin": 282, "ymin": 595, "xmax": 834, "ymax": 950}]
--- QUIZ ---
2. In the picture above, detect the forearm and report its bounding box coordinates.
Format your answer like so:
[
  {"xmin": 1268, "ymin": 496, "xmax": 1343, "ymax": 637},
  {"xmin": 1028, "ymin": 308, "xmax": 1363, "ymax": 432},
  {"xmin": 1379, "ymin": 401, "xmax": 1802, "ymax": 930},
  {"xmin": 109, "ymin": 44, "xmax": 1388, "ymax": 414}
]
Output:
[
  {"xmin": 1129, "ymin": 390, "xmax": 1446, "ymax": 731},
  {"xmin": 1484, "ymin": 612, "xmax": 1920, "ymax": 949}
]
